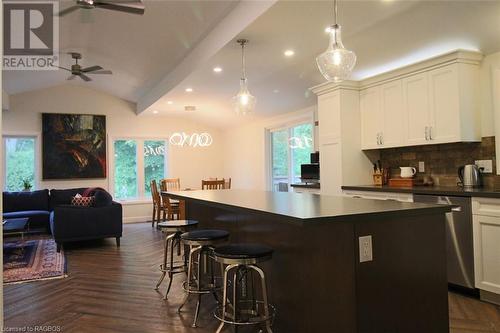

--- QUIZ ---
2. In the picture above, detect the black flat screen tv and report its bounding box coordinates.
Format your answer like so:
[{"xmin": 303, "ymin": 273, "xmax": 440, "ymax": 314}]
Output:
[{"xmin": 301, "ymin": 164, "xmax": 320, "ymax": 180}]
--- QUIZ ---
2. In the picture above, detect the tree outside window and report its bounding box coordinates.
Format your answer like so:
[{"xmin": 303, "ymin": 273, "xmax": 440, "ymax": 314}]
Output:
[{"xmin": 4, "ymin": 137, "xmax": 35, "ymax": 191}]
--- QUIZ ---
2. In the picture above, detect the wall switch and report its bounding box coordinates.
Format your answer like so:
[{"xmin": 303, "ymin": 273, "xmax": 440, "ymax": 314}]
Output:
[
  {"xmin": 359, "ymin": 235, "xmax": 373, "ymax": 263},
  {"xmin": 475, "ymin": 160, "xmax": 493, "ymax": 173},
  {"xmin": 418, "ymin": 161, "xmax": 425, "ymax": 173}
]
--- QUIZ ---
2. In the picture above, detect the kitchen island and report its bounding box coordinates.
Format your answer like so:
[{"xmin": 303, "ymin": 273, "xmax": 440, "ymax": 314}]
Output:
[{"xmin": 165, "ymin": 189, "xmax": 451, "ymax": 332}]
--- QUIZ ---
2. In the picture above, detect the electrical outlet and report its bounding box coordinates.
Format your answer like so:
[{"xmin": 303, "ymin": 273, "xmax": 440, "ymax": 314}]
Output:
[
  {"xmin": 418, "ymin": 161, "xmax": 425, "ymax": 173},
  {"xmin": 475, "ymin": 160, "xmax": 493, "ymax": 173},
  {"xmin": 359, "ymin": 235, "xmax": 373, "ymax": 263}
]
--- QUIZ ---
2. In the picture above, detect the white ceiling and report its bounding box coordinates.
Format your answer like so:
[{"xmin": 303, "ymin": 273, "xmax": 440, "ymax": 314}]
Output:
[
  {"xmin": 4, "ymin": 0, "xmax": 500, "ymax": 129},
  {"xmin": 3, "ymin": 0, "xmax": 238, "ymax": 101}
]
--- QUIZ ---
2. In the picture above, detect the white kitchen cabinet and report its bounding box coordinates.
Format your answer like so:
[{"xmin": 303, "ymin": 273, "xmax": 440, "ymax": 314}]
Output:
[
  {"xmin": 312, "ymin": 84, "xmax": 373, "ymax": 196},
  {"xmin": 403, "ymin": 72, "xmax": 430, "ymax": 145},
  {"xmin": 360, "ymin": 81, "xmax": 404, "ymax": 149},
  {"xmin": 472, "ymin": 198, "xmax": 500, "ymax": 296},
  {"xmin": 360, "ymin": 51, "xmax": 482, "ymax": 149},
  {"xmin": 360, "ymin": 87, "xmax": 382, "ymax": 149},
  {"xmin": 380, "ymin": 80, "xmax": 405, "ymax": 147}
]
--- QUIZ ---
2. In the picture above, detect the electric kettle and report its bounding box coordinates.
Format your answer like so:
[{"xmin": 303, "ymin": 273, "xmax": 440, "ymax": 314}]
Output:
[{"xmin": 458, "ymin": 164, "xmax": 482, "ymax": 187}]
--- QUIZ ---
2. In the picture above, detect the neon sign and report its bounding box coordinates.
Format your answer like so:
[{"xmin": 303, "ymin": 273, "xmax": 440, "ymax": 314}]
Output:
[
  {"xmin": 169, "ymin": 132, "xmax": 213, "ymax": 147},
  {"xmin": 289, "ymin": 135, "xmax": 312, "ymax": 149}
]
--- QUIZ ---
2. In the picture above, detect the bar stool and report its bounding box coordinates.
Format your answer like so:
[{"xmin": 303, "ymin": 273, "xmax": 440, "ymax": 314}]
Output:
[
  {"xmin": 155, "ymin": 220, "xmax": 198, "ymax": 299},
  {"xmin": 177, "ymin": 229, "xmax": 230, "ymax": 327},
  {"xmin": 213, "ymin": 243, "xmax": 275, "ymax": 333}
]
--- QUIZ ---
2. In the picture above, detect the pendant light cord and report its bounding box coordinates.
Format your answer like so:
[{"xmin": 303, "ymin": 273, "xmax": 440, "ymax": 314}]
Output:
[
  {"xmin": 241, "ymin": 41, "xmax": 246, "ymax": 81},
  {"xmin": 333, "ymin": 0, "xmax": 338, "ymax": 26}
]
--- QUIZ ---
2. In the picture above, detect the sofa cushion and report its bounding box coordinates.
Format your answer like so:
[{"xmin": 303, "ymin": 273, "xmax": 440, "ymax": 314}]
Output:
[
  {"xmin": 3, "ymin": 210, "xmax": 50, "ymax": 229},
  {"xmin": 2, "ymin": 189, "xmax": 49, "ymax": 213},
  {"xmin": 49, "ymin": 188, "xmax": 87, "ymax": 210},
  {"xmin": 94, "ymin": 190, "xmax": 113, "ymax": 207}
]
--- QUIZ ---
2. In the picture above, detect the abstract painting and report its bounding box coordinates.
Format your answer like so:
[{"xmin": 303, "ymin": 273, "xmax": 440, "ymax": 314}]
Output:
[{"xmin": 42, "ymin": 113, "xmax": 106, "ymax": 179}]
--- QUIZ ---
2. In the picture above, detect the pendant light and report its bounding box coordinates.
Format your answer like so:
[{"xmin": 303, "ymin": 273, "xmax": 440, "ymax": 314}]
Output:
[
  {"xmin": 316, "ymin": 0, "xmax": 356, "ymax": 82},
  {"xmin": 233, "ymin": 39, "xmax": 256, "ymax": 115}
]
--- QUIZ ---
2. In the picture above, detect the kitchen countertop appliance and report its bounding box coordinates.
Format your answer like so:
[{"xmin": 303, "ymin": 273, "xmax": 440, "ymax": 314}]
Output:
[
  {"xmin": 414, "ymin": 194, "xmax": 475, "ymax": 290},
  {"xmin": 458, "ymin": 164, "xmax": 482, "ymax": 187}
]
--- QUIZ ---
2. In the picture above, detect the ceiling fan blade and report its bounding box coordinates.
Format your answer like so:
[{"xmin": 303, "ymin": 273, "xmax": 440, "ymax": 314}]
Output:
[
  {"xmin": 56, "ymin": 66, "xmax": 71, "ymax": 72},
  {"xmin": 82, "ymin": 65, "xmax": 103, "ymax": 72},
  {"xmin": 58, "ymin": 5, "xmax": 80, "ymax": 16},
  {"xmin": 79, "ymin": 73, "xmax": 92, "ymax": 82},
  {"xmin": 67, "ymin": 75, "xmax": 76, "ymax": 80},
  {"xmin": 88, "ymin": 70, "xmax": 112, "ymax": 75},
  {"xmin": 95, "ymin": 0, "xmax": 145, "ymax": 15}
]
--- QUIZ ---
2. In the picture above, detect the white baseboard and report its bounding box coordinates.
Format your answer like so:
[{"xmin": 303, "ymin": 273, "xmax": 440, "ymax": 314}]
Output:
[{"xmin": 123, "ymin": 216, "xmax": 150, "ymax": 223}]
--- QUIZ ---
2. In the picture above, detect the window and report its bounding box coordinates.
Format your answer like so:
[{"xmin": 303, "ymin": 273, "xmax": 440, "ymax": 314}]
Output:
[
  {"xmin": 270, "ymin": 122, "xmax": 314, "ymax": 191},
  {"xmin": 4, "ymin": 137, "xmax": 36, "ymax": 191},
  {"xmin": 144, "ymin": 140, "xmax": 167, "ymax": 195},
  {"xmin": 112, "ymin": 138, "xmax": 167, "ymax": 200},
  {"xmin": 114, "ymin": 140, "xmax": 138, "ymax": 200}
]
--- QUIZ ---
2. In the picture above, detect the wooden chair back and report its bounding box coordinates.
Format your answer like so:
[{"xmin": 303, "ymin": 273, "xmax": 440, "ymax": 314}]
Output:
[
  {"xmin": 150, "ymin": 179, "xmax": 161, "ymax": 205},
  {"xmin": 225, "ymin": 178, "xmax": 231, "ymax": 189},
  {"xmin": 202, "ymin": 179, "xmax": 226, "ymax": 190},
  {"xmin": 160, "ymin": 178, "xmax": 180, "ymax": 192}
]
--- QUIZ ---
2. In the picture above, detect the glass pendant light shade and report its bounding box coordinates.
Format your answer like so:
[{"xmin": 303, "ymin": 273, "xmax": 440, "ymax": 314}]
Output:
[
  {"xmin": 233, "ymin": 78, "xmax": 256, "ymax": 115},
  {"xmin": 233, "ymin": 39, "xmax": 256, "ymax": 115},
  {"xmin": 316, "ymin": 0, "xmax": 356, "ymax": 83}
]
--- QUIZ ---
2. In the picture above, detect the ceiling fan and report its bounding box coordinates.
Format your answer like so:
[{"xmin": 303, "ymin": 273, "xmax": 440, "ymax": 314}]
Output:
[
  {"xmin": 57, "ymin": 52, "xmax": 112, "ymax": 82},
  {"xmin": 58, "ymin": 0, "xmax": 145, "ymax": 16}
]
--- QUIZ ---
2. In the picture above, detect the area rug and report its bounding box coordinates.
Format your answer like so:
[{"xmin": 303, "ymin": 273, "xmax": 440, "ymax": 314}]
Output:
[{"xmin": 3, "ymin": 238, "xmax": 67, "ymax": 284}]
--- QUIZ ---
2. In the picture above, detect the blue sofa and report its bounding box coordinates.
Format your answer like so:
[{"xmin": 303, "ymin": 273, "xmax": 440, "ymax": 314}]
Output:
[{"xmin": 3, "ymin": 188, "xmax": 123, "ymax": 252}]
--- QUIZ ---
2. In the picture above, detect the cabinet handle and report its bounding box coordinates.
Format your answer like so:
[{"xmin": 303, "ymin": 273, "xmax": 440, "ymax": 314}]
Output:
[
  {"xmin": 425, "ymin": 126, "xmax": 429, "ymax": 141},
  {"xmin": 376, "ymin": 133, "xmax": 380, "ymax": 145},
  {"xmin": 380, "ymin": 133, "xmax": 384, "ymax": 145},
  {"xmin": 429, "ymin": 126, "xmax": 433, "ymax": 140}
]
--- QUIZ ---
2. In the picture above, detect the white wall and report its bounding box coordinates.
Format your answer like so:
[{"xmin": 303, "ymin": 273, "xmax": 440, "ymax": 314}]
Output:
[
  {"xmin": 223, "ymin": 105, "xmax": 316, "ymax": 190},
  {"xmin": 2, "ymin": 84, "xmax": 225, "ymax": 222}
]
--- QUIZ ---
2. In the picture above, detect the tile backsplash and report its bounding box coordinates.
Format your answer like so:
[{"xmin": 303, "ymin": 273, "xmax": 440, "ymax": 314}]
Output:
[{"xmin": 378, "ymin": 136, "xmax": 500, "ymax": 186}]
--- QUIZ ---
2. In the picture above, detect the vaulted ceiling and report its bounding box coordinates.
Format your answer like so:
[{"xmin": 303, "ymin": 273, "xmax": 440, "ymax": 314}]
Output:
[{"xmin": 4, "ymin": 0, "xmax": 500, "ymax": 129}]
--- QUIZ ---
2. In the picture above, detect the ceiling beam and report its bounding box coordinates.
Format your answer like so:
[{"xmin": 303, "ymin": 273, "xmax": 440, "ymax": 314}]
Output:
[{"xmin": 136, "ymin": 0, "xmax": 276, "ymax": 115}]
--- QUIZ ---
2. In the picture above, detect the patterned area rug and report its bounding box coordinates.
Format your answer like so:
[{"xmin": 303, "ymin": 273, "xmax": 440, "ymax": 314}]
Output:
[{"xmin": 3, "ymin": 238, "xmax": 67, "ymax": 284}]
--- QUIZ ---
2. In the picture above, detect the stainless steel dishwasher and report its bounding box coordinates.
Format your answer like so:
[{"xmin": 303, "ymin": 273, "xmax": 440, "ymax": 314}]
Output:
[{"xmin": 413, "ymin": 194, "xmax": 475, "ymax": 289}]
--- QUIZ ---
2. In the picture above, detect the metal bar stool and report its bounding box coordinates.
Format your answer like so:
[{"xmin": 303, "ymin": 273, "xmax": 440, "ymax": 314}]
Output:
[
  {"xmin": 177, "ymin": 229, "xmax": 230, "ymax": 327},
  {"xmin": 154, "ymin": 220, "xmax": 198, "ymax": 299},
  {"xmin": 213, "ymin": 243, "xmax": 275, "ymax": 333}
]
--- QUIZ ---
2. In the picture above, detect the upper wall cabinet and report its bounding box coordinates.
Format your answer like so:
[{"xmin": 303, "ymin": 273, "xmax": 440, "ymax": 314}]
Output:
[{"xmin": 360, "ymin": 51, "xmax": 482, "ymax": 150}]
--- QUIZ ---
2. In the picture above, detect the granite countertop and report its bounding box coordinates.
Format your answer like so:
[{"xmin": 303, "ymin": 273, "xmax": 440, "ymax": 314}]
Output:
[
  {"xmin": 342, "ymin": 185, "xmax": 500, "ymax": 198},
  {"xmin": 166, "ymin": 189, "xmax": 451, "ymax": 223}
]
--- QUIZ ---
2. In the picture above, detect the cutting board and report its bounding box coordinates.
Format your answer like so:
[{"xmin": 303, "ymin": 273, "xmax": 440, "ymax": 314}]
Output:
[{"xmin": 388, "ymin": 177, "xmax": 423, "ymax": 187}]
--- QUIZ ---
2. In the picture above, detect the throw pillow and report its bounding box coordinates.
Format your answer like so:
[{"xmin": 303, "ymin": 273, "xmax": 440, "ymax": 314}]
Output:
[{"xmin": 71, "ymin": 196, "xmax": 95, "ymax": 207}]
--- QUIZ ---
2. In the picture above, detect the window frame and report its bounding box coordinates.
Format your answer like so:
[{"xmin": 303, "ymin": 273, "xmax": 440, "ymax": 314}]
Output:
[
  {"xmin": 2, "ymin": 133, "xmax": 40, "ymax": 191},
  {"xmin": 266, "ymin": 115, "xmax": 315, "ymax": 191},
  {"xmin": 109, "ymin": 136, "xmax": 169, "ymax": 202}
]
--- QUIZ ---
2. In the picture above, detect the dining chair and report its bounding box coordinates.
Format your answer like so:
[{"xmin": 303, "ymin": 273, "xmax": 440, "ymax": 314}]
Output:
[
  {"xmin": 160, "ymin": 179, "xmax": 181, "ymax": 220},
  {"xmin": 151, "ymin": 180, "xmax": 168, "ymax": 227},
  {"xmin": 201, "ymin": 179, "xmax": 226, "ymax": 190},
  {"xmin": 224, "ymin": 178, "xmax": 231, "ymax": 189}
]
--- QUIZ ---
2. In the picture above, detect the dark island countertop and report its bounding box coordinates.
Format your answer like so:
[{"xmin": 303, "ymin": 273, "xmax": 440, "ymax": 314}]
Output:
[
  {"xmin": 165, "ymin": 189, "xmax": 451, "ymax": 223},
  {"xmin": 342, "ymin": 185, "xmax": 500, "ymax": 198}
]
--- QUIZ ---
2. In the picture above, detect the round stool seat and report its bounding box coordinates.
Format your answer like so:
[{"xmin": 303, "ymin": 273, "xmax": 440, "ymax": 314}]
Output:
[
  {"xmin": 214, "ymin": 243, "xmax": 273, "ymax": 260},
  {"xmin": 158, "ymin": 220, "xmax": 198, "ymax": 229},
  {"xmin": 181, "ymin": 229, "xmax": 229, "ymax": 242}
]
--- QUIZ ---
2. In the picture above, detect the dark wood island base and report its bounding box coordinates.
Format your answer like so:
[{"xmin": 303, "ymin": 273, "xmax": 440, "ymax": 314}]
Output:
[{"xmin": 166, "ymin": 190, "xmax": 451, "ymax": 333}]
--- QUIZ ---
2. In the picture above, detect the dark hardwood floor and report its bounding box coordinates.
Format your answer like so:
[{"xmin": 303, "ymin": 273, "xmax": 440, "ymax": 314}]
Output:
[{"xmin": 4, "ymin": 222, "xmax": 500, "ymax": 332}]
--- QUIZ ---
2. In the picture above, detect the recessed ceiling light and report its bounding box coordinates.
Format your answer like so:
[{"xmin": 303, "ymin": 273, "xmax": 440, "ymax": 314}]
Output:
[
  {"xmin": 153, "ymin": 110, "xmax": 159, "ymax": 114},
  {"xmin": 325, "ymin": 26, "xmax": 332, "ymax": 33},
  {"xmin": 213, "ymin": 66, "xmax": 222, "ymax": 73},
  {"xmin": 167, "ymin": 101, "xmax": 173, "ymax": 105},
  {"xmin": 185, "ymin": 88, "xmax": 193, "ymax": 92},
  {"xmin": 284, "ymin": 50, "xmax": 295, "ymax": 57},
  {"xmin": 273, "ymin": 89, "xmax": 279, "ymax": 93}
]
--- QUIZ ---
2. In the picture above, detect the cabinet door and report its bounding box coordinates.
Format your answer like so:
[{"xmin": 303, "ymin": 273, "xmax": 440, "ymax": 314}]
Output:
[
  {"xmin": 380, "ymin": 80, "xmax": 404, "ymax": 148},
  {"xmin": 318, "ymin": 92, "xmax": 341, "ymax": 139},
  {"xmin": 473, "ymin": 214, "xmax": 500, "ymax": 294},
  {"xmin": 428, "ymin": 64, "xmax": 460, "ymax": 143},
  {"xmin": 403, "ymin": 73, "xmax": 430, "ymax": 145},
  {"xmin": 360, "ymin": 87, "xmax": 382, "ymax": 149}
]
